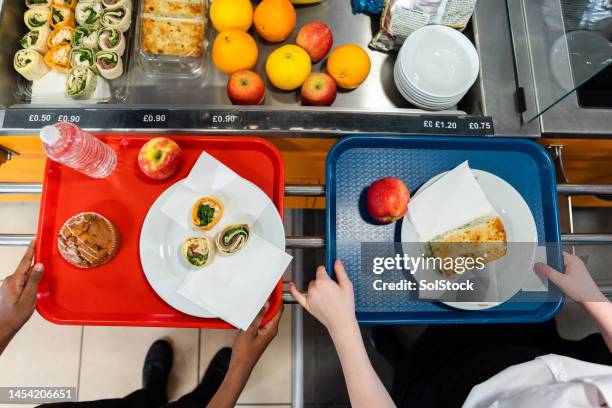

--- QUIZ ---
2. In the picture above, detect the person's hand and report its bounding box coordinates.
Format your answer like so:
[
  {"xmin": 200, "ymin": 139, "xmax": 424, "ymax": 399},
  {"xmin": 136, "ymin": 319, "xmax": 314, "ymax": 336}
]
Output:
[
  {"xmin": 0, "ymin": 239, "xmax": 43, "ymax": 335},
  {"xmin": 290, "ymin": 260, "xmax": 357, "ymax": 337},
  {"xmin": 230, "ymin": 302, "xmax": 283, "ymax": 373},
  {"xmin": 535, "ymin": 251, "xmax": 606, "ymax": 304}
]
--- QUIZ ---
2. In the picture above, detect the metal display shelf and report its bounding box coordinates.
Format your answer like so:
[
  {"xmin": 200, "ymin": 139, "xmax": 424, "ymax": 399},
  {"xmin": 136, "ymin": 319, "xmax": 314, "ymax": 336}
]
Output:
[{"xmin": 0, "ymin": 0, "xmax": 535, "ymax": 136}]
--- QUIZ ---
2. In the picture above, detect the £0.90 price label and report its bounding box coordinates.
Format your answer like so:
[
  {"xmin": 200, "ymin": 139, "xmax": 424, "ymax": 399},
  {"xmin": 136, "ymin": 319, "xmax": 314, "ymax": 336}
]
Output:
[
  {"xmin": 211, "ymin": 114, "xmax": 239, "ymax": 124},
  {"xmin": 57, "ymin": 114, "xmax": 80, "ymax": 123}
]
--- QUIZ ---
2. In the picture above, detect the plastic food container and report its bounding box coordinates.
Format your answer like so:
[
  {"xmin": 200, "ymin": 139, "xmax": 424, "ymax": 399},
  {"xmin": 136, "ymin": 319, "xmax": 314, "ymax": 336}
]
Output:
[
  {"xmin": 15, "ymin": 0, "xmax": 136, "ymax": 104},
  {"xmin": 135, "ymin": 0, "xmax": 210, "ymax": 78}
]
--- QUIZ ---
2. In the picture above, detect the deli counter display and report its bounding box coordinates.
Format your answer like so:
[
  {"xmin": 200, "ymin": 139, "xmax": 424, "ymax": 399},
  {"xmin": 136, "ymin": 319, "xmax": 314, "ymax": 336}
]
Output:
[{"xmin": 0, "ymin": 0, "xmax": 542, "ymax": 135}]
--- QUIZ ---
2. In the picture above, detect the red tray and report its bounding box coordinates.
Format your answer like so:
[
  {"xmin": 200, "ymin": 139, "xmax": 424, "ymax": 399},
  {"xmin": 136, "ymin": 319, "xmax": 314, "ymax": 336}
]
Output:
[{"xmin": 36, "ymin": 135, "xmax": 285, "ymax": 329}]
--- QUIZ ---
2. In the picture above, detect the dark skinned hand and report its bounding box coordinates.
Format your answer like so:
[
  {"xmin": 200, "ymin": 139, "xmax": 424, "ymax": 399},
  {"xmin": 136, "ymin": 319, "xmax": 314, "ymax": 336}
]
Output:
[
  {"xmin": 230, "ymin": 302, "xmax": 283, "ymax": 373},
  {"xmin": 0, "ymin": 239, "xmax": 43, "ymax": 340}
]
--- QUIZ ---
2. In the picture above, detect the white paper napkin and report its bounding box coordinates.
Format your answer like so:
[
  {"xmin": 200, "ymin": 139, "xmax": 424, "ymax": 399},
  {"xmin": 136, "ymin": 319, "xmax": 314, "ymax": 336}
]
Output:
[
  {"xmin": 408, "ymin": 161, "xmax": 497, "ymax": 242},
  {"xmin": 178, "ymin": 231, "xmax": 292, "ymax": 330},
  {"xmin": 161, "ymin": 152, "xmax": 270, "ymax": 229},
  {"xmin": 159, "ymin": 152, "xmax": 292, "ymax": 329}
]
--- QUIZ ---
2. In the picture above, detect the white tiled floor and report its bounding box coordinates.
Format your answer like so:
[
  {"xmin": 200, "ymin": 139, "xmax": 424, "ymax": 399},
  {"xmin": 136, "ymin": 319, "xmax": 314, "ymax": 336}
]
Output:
[
  {"xmin": 0, "ymin": 201, "xmax": 293, "ymax": 406},
  {"xmin": 200, "ymin": 309, "xmax": 293, "ymax": 405}
]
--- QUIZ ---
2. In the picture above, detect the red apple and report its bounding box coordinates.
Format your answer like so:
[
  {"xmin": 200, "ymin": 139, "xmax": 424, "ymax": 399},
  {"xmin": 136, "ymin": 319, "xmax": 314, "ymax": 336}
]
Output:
[
  {"xmin": 301, "ymin": 73, "xmax": 337, "ymax": 106},
  {"xmin": 227, "ymin": 70, "xmax": 265, "ymax": 105},
  {"xmin": 296, "ymin": 21, "xmax": 333, "ymax": 63},
  {"xmin": 138, "ymin": 137, "xmax": 183, "ymax": 180},
  {"xmin": 366, "ymin": 177, "xmax": 410, "ymax": 223}
]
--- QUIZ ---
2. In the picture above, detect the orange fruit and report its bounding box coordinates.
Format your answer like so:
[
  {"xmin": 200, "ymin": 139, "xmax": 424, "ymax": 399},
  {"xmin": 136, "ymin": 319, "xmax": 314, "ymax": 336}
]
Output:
[
  {"xmin": 327, "ymin": 44, "xmax": 371, "ymax": 89},
  {"xmin": 266, "ymin": 44, "xmax": 311, "ymax": 90},
  {"xmin": 254, "ymin": 0, "xmax": 296, "ymax": 42},
  {"xmin": 210, "ymin": 0, "xmax": 253, "ymax": 32},
  {"xmin": 212, "ymin": 29, "xmax": 258, "ymax": 74}
]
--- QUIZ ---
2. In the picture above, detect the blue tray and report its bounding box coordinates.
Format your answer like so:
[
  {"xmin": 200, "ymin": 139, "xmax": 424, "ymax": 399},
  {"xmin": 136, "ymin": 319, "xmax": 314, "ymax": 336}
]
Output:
[{"xmin": 326, "ymin": 136, "xmax": 563, "ymax": 324}]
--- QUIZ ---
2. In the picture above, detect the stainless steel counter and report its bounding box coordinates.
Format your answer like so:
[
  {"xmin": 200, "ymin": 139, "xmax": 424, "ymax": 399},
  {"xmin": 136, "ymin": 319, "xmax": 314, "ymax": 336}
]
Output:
[{"xmin": 0, "ymin": 0, "xmax": 537, "ymax": 136}]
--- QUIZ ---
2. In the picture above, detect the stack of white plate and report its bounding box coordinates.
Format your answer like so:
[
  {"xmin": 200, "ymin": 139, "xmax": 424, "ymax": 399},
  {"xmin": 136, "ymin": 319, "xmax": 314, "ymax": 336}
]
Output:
[{"xmin": 394, "ymin": 25, "xmax": 480, "ymax": 111}]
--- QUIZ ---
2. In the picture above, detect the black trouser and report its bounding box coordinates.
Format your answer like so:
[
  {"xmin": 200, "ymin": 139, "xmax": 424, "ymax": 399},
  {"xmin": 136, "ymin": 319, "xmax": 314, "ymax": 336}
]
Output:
[
  {"xmin": 40, "ymin": 365, "xmax": 220, "ymax": 408},
  {"xmin": 389, "ymin": 320, "xmax": 612, "ymax": 408}
]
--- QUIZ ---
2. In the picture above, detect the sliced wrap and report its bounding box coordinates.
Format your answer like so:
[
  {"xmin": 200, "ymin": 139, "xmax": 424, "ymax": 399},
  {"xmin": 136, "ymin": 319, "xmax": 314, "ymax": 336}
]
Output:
[
  {"xmin": 73, "ymin": 27, "xmax": 98, "ymax": 49},
  {"xmin": 66, "ymin": 66, "xmax": 97, "ymax": 98},
  {"xmin": 95, "ymin": 50, "xmax": 122, "ymax": 79},
  {"xmin": 75, "ymin": 1, "xmax": 102, "ymax": 28},
  {"xmin": 24, "ymin": 7, "xmax": 51, "ymax": 30},
  {"xmin": 20, "ymin": 26, "xmax": 51, "ymax": 53},
  {"xmin": 215, "ymin": 224, "xmax": 250, "ymax": 256},
  {"xmin": 52, "ymin": 0, "xmax": 77, "ymax": 9},
  {"xmin": 46, "ymin": 25, "xmax": 74, "ymax": 48},
  {"xmin": 50, "ymin": 5, "xmax": 74, "ymax": 29},
  {"xmin": 44, "ymin": 43, "xmax": 71, "ymax": 72},
  {"xmin": 182, "ymin": 237, "xmax": 214, "ymax": 268},
  {"xmin": 26, "ymin": 0, "xmax": 52, "ymax": 8},
  {"xmin": 14, "ymin": 49, "xmax": 50, "ymax": 81},
  {"xmin": 70, "ymin": 47, "xmax": 96, "ymax": 70},
  {"xmin": 97, "ymin": 27, "xmax": 124, "ymax": 55},
  {"xmin": 191, "ymin": 197, "xmax": 223, "ymax": 231},
  {"xmin": 100, "ymin": 6, "xmax": 131, "ymax": 32},
  {"xmin": 102, "ymin": 0, "xmax": 132, "ymax": 10}
]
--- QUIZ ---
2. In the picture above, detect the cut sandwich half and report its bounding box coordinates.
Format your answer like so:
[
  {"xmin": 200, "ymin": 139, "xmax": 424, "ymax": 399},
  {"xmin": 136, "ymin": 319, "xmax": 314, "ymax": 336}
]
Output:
[{"xmin": 426, "ymin": 215, "xmax": 507, "ymax": 277}]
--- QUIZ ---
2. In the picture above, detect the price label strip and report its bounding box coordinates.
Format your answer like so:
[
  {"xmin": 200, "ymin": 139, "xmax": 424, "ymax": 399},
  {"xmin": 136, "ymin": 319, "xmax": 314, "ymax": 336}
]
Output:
[{"xmin": 3, "ymin": 109, "xmax": 494, "ymax": 136}]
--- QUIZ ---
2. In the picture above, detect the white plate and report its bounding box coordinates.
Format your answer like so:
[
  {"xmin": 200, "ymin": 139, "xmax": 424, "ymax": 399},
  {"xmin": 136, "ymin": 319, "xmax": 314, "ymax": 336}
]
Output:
[
  {"xmin": 140, "ymin": 179, "xmax": 285, "ymax": 318},
  {"xmin": 397, "ymin": 25, "xmax": 480, "ymax": 98},
  {"xmin": 401, "ymin": 170, "xmax": 538, "ymax": 311}
]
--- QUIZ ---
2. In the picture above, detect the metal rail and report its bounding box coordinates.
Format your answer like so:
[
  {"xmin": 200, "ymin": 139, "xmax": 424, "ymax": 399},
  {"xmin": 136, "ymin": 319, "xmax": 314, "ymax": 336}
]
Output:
[{"xmin": 2, "ymin": 183, "xmax": 612, "ymax": 197}]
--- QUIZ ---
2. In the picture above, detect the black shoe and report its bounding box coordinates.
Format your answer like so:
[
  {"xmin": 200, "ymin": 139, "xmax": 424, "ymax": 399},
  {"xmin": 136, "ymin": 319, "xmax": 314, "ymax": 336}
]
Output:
[
  {"xmin": 183, "ymin": 347, "xmax": 232, "ymax": 403},
  {"xmin": 142, "ymin": 339, "xmax": 173, "ymax": 404}
]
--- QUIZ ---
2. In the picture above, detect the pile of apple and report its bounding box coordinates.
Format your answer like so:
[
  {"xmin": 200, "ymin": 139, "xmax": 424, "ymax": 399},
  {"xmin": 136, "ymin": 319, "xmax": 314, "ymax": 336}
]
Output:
[{"xmin": 228, "ymin": 20, "xmax": 338, "ymax": 106}]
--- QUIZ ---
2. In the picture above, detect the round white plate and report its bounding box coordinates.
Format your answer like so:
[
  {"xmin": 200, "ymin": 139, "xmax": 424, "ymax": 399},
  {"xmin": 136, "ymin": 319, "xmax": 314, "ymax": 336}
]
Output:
[
  {"xmin": 140, "ymin": 179, "xmax": 285, "ymax": 318},
  {"xmin": 401, "ymin": 170, "xmax": 538, "ymax": 311}
]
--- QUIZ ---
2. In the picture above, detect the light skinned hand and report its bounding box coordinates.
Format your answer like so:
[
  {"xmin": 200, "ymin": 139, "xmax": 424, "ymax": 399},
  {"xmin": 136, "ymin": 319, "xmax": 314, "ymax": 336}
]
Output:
[
  {"xmin": 0, "ymin": 239, "xmax": 43, "ymax": 334},
  {"xmin": 534, "ymin": 251, "xmax": 606, "ymax": 304},
  {"xmin": 230, "ymin": 302, "xmax": 283, "ymax": 373},
  {"xmin": 290, "ymin": 260, "xmax": 357, "ymax": 337}
]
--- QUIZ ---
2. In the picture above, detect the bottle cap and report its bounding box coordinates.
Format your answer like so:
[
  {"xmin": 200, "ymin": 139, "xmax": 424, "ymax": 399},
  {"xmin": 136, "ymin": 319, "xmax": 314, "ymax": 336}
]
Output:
[{"xmin": 40, "ymin": 125, "xmax": 61, "ymax": 145}]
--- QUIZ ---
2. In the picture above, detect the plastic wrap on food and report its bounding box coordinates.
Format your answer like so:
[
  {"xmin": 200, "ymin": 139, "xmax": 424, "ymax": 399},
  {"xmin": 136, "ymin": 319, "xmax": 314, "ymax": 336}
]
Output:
[
  {"xmin": 101, "ymin": 5, "xmax": 131, "ymax": 32},
  {"xmin": 20, "ymin": 25, "xmax": 51, "ymax": 53},
  {"xmin": 74, "ymin": 26, "xmax": 98, "ymax": 49},
  {"xmin": 97, "ymin": 27, "xmax": 125, "ymax": 55},
  {"xmin": 370, "ymin": 0, "xmax": 477, "ymax": 52},
  {"xmin": 66, "ymin": 65, "xmax": 97, "ymax": 98},
  {"xmin": 95, "ymin": 50, "xmax": 122, "ymax": 79},
  {"xmin": 70, "ymin": 47, "xmax": 96, "ymax": 69},
  {"xmin": 141, "ymin": 14, "xmax": 205, "ymax": 57},
  {"xmin": 25, "ymin": 7, "xmax": 51, "ymax": 30},
  {"xmin": 75, "ymin": 1, "xmax": 103, "ymax": 28},
  {"xmin": 14, "ymin": 49, "xmax": 50, "ymax": 80},
  {"xmin": 352, "ymin": 0, "xmax": 383, "ymax": 14}
]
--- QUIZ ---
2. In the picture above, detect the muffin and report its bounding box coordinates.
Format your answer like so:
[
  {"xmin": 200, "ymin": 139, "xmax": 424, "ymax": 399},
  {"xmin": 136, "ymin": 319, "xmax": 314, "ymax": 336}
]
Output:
[{"xmin": 57, "ymin": 212, "xmax": 120, "ymax": 268}]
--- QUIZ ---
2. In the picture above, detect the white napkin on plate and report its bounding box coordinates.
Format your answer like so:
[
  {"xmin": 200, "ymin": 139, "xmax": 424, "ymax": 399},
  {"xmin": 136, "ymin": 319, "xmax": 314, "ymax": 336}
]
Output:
[
  {"xmin": 177, "ymin": 232, "xmax": 292, "ymax": 330},
  {"xmin": 408, "ymin": 161, "xmax": 497, "ymax": 242},
  {"xmin": 161, "ymin": 152, "xmax": 292, "ymax": 329}
]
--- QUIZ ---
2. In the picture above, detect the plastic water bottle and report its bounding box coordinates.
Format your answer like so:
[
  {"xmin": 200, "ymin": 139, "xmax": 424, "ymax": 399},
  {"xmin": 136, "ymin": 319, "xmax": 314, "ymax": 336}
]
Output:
[{"xmin": 40, "ymin": 122, "xmax": 117, "ymax": 179}]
